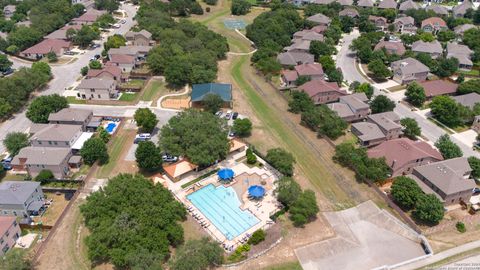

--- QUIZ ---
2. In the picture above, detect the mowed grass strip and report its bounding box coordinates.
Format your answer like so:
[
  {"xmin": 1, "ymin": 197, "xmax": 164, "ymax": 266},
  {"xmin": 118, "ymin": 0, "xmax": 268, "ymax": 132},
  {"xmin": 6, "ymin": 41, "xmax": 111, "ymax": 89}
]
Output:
[
  {"xmin": 96, "ymin": 133, "xmax": 129, "ymax": 178},
  {"xmin": 141, "ymin": 79, "xmax": 165, "ymax": 101}
]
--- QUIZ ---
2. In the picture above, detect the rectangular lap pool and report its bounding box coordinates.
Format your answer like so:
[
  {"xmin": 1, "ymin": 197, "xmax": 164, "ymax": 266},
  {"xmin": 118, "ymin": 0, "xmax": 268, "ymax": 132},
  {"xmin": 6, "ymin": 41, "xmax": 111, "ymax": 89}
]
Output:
[{"xmin": 187, "ymin": 184, "xmax": 259, "ymax": 240}]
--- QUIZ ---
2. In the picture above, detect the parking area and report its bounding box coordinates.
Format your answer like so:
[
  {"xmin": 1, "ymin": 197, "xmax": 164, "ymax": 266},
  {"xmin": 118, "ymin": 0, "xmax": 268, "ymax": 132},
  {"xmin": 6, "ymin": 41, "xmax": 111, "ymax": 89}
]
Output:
[{"xmin": 295, "ymin": 201, "xmax": 426, "ymax": 270}]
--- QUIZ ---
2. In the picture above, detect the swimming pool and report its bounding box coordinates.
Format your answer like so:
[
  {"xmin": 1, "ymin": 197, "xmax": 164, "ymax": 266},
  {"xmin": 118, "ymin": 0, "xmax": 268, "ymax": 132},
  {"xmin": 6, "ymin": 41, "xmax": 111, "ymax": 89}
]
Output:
[
  {"xmin": 105, "ymin": 122, "xmax": 117, "ymax": 134},
  {"xmin": 187, "ymin": 184, "xmax": 259, "ymax": 240}
]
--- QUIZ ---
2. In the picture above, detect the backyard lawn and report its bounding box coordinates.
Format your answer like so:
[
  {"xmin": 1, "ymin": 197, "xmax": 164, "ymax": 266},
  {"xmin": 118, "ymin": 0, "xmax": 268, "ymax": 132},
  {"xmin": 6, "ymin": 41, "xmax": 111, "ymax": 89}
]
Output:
[
  {"xmin": 121, "ymin": 79, "xmax": 145, "ymax": 89},
  {"xmin": 66, "ymin": 96, "xmax": 87, "ymax": 104},
  {"xmin": 140, "ymin": 78, "xmax": 170, "ymax": 101},
  {"xmin": 118, "ymin": 92, "xmax": 138, "ymax": 102},
  {"xmin": 33, "ymin": 192, "xmax": 71, "ymax": 226}
]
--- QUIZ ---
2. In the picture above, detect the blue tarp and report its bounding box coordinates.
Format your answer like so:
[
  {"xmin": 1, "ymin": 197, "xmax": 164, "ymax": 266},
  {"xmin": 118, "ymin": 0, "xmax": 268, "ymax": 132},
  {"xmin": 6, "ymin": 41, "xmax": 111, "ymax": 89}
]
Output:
[
  {"xmin": 248, "ymin": 185, "xmax": 266, "ymax": 198},
  {"xmin": 218, "ymin": 168, "xmax": 234, "ymax": 180}
]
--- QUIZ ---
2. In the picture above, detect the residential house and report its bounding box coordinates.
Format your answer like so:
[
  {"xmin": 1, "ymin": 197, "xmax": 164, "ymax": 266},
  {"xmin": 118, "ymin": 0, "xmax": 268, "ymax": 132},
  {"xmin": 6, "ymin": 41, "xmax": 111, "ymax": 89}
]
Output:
[
  {"xmin": 453, "ymin": 93, "xmax": 480, "ymax": 109},
  {"xmin": 311, "ymin": 25, "xmax": 328, "ymax": 34},
  {"xmin": 447, "ymin": 42, "xmax": 474, "ymax": 70},
  {"xmin": 281, "ymin": 63, "xmax": 324, "ymax": 88},
  {"xmin": 408, "ymin": 157, "xmax": 476, "ymax": 205},
  {"xmin": 284, "ymin": 40, "xmax": 311, "ymax": 53},
  {"xmin": 425, "ymin": 4, "xmax": 449, "ymax": 16},
  {"xmin": 327, "ymin": 93, "xmax": 370, "ymax": 122},
  {"xmin": 0, "ymin": 216, "xmax": 20, "ymax": 256},
  {"xmin": 0, "ymin": 181, "xmax": 44, "ymax": 217},
  {"xmin": 337, "ymin": 0, "xmax": 353, "ymax": 6},
  {"xmin": 106, "ymin": 54, "xmax": 136, "ymax": 72},
  {"xmin": 368, "ymin": 16, "xmax": 388, "ymax": 30},
  {"xmin": 314, "ymin": 0, "xmax": 335, "ymax": 4},
  {"xmin": 453, "ymin": 1, "xmax": 473, "ymax": 17},
  {"xmin": 298, "ymin": 80, "xmax": 346, "ymax": 104},
  {"xmin": 20, "ymin": 39, "xmax": 71, "ymax": 60},
  {"xmin": 394, "ymin": 16, "xmax": 417, "ymax": 34},
  {"xmin": 125, "ymin": 29, "xmax": 153, "ymax": 46},
  {"xmin": 11, "ymin": 147, "xmax": 72, "ymax": 179},
  {"xmin": 293, "ymin": 30, "xmax": 324, "ymax": 42},
  {"xmin": 357, "ymin": 0, "xmax": 374, "ymax": 7},
  {"xmin": 351, "ymin": 111, "xmax": 402, "ymax": 146},
  {"xmin": 306, "ymin": 13, "xmax": 332, "ymax": 26},
  {"xmin": 421, "ymin": 17, "xmax": 447, "ymax": 33},
  {"xmin": 367, "ymin": 138, "xmax": 443, "ymax": 177},
  {"xmin": 108, "ymin": 45, "xmax": 153, "ymax": 60},
  {"xmin": 30, "ymin": 124, "xmax": 82, "ymax": 148},
  {"xmin": 391, "ymin": 58, "xmax": 430, "ymax": 84},
  {"xmin": 48, "ymin": 108, "xmax": 93, "ymax": 131},
  {"xmin": 339, "ymin": 8, "xmax": 359, "ymax": 18},
  {"xmin": 378, "ymin": 0, "xmax": 397, "ymax": 9},
  {"xmin": 77, "ymin": 78, "xmax": 118, "ymax": 100},
  {"xmin": 454, "ymin": 24, "xmax": 477, "ymax": 36},
  {"xmin": 86, "ymin": 66, "xmax": 124, "ymax": 82},
  {"xmin": 411, "ymin": 40, "xmax": 443, "ymax": 59},
  {"xmin": 472, "ymin": 116, "xmax": 480, "ymax": 133},
  {"xmin": 374, "ymin": 40, "xmax": 406, "ymax": 55},
  {"xmin": 419, "ymin": 80, "xmax": 458, "ymax": 99},
  {"xmin": 3, "ymin": 5, "xmax": 16, "ymax": 19},
  {"xmin": 72, "ymin": 9, "xmax": 106, "ymax": 25},
  {"xmin": 191, "ymin": 83, "xmax": 232, "ymax": 108},
  {"xmin": 399, "ymin": 0, "xmax": 419, "ymax": 12},
  {"xmin": 45, "ymin": 24, "xmax": 82, "ymax": 40},
  {"xmin": 277, "ymin": 51, "xmax": 315, "ymax": 66}
]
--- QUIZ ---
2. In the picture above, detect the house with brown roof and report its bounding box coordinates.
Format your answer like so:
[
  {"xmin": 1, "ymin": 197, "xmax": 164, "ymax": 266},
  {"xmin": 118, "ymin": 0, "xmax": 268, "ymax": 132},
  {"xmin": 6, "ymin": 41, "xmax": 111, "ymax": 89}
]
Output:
[
  {"xmin": 454, "ymin": 24, "xmax": 477, "ymax": 36},
  {"xmin": 311, "ymin": 25, "xmax": 328, "ymax": 34},
  {"xmin": 306, "ymin": 13, "xmax": 332, "ymax": 26},
  {"xmin": 48, "ymin": 108, "xmax": 93, "ymax": 131},
  {"xmin": 163, "ymin": 159, "xmax": 198, "ymax": 181},
  {"xmin": 374, "ymin": 41, "xmax": 406, "ymax": 55},
  {"xmin": 419, "ymin": 80, "xmax": 458, "ymax": 99},
  {"xmin": 281, "ymin": 63, "xmax": 324, "ymax": 88},
  {"xmin": 20, "ymin": 39, "xmax": 72, "ymax": 60},
  {"xmin": 339, "ymin": 8, "xmax": 359, "ymax": 18},
  {"xmin": 45, "ymin": 25, "xmax": 82, "ymax": 40},
  {"xmin": 298, "ymin": 80, "xmax": 346, "ymax": 104},
  {"xmin": 284, "ymin": 39, "xmax": 311, "ymax": 53},
  {"xmin": 421, "ymin": 17, "xmax": 447, "ymax": 33},
  {"xmin": 411, "ymin": 40, "xmax": 443, "ymax": 59},
  {"xmin": 378, "ymin": 0, "xmax": 397, "ymax": 9},
  {"xmin": 11, "ymin": 147, "xmax": 72, "ymax": 179},
  {"xmin": 426, "ymin": 4, "xmax": 449, "ymax": 16},
  {"xmin": 367, "ymin": 138, "xmax": 443, "ymax": 177},
  {"xmin": 399, "ymin": 0, "xmax": 419, "ymax": 12},
  {"xmin": 86, "ymin": 66, "xmax": 124, "ymax": 82},
  {"xmin": 408, "ymin": 157, "xmax": 476, "ymax": 205},
  {"xmin": 72, "ymin": 9, "xmax": 106, "ymax": 25},
  {"xmin": 368, "ymin": 16, "xmax": 388, "ymax": 30},
  {"xmin": 391, "ymin": 58, "xmax": 430, "ymax": 85},
  {"xmin": 351, "ymin": 111, "xmax": 402, "ymax": 147},
  {"xmin": 125, "ymin": 29, "xmax": 153, "ymax": 46},
  {"xmin": 77, "ymin": 78, "xmax": 118, "ymax": 100},
  {"xmin": 453, "ymin": 1, "xmax": 473, "ymax": 17},
  {"xmin": 0, "ymin": 216, "xmax": 20, "ymax": 256},
  {"xmin": 447, "ymin": 42, "xmax": 474, "ymax": 70},
  {"xmin": 357, "ymin": 0, "xmax": 374, "ymax": 7},
  {"xmin": 106, "ymin": 54, "xmax": 136, "ymax": 72},
  {"xmin": 293, "ymin": 30, "xmax": 324, "ymax": 42},
  {"xmin": 277, "ymin": 51, "xmax": 314, "ymax": 66},
  {"xmin": 327, "ymin": 93, "xmax": 370, "ymax": 122},
  {"xmin": 394, "ymin": 16, "xmax": 417, "ymax": 34}
]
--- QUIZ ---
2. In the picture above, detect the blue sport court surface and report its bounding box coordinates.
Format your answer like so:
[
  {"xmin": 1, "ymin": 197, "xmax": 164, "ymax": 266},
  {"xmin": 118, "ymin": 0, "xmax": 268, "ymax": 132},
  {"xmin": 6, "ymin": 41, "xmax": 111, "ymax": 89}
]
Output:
[
  {"xmin": 223, "ymin": 19, "xmax": 246, "ymax": 30},
  {"xmin": 187, "ymin": 184, "xmax": 259, "ymax": 240}
]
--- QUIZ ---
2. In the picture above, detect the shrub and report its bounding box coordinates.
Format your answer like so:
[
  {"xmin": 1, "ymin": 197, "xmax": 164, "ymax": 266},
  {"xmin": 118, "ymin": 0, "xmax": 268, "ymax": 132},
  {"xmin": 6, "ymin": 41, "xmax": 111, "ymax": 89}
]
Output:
[
  {"xmin": 248, "ymin": 229, "xmax": 266, "ymax": 245},
  {"xmin": 456, "ymin": 221, "xmax": 466, "ymax": 233},
  {"xmin": 246, "ymin": 148, "xmax": 257, "ymax": 164},
  {"xmin": 35, "ymin": 170, "xmax": 54, "ymax": 183}
]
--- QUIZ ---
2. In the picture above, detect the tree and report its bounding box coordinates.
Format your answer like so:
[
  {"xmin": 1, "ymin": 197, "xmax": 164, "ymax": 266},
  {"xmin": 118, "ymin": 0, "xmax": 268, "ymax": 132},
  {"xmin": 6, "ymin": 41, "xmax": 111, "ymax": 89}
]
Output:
[
  {"xmin": 80, "ymin": 174, "xmax": 186, "ymax": 269},
  {"xmin": 104, "ymin": 34, "xmax": 126, "ymax": 51},
  {"xmin": 275, "ymin": 176, "xmax": 301, "ymax": 207},
  {"xmin": 437, "ymin": 30, "xmax": 455, "ymax": 42},
  {"xmin": 354, "ymin": 83, "xmax": 374, "ymax": 99},
  {"xmin": 368, "ymin": 59, "xmax": 392, "ymax": 80},
  {"xmin": 0, "ymin": 249, "xmax": 32, "ymax": 270},
  {"xmin": 26, "ymin": 94, "xmax": 69, "ymax": 123},
  {"xmin": 202, "ymin": 94, "xmax": 223, "ymax": 114},
  {"xmin": 47, "ymin": 51, "xmax": 58, "ymax": 62},
  {"xmin": 31, "ymin": 62, "xmax": 52, "ymax": 77},
  {"xmin": 266, "ymin": 148, "xmax": 296, "ymax": 176},
  {"xmin": 414, "ymin": 193, "xmax": 444, "ymax": 224},
  {"xmin": 95, "ymin": 0, "xmax": 119, "ymax": 12},
  {"xmin": 248, "ymin": 229, "xmax": 266, "ymax": 245},
  {"xmin": 73, "ymin": 25, "xmax": 99, "ymax": 47},
  {"xmin": 430, "ymin": 96, "xmax": 461, "ymax": 127},
  {"xmin": 458, "ymin": 79, "xmax": 480, "ymax": 95},
  {"xmin": 35, "ymin": 169, "xmax": 54, "ymax": 183},
  {"xmin": 419, "ymin": 32, "xmax": 435, "ymax": 42},
  {"xmin": 289, "ymin": 190, "xmax": 319, "ymax": 227},
  {"xmin": 4, "ymin": 132, "xmax": 29, "ymax": 156},
  {"xmin": 97, "ymin": 126, "xmax": 111, "ymax": 143},
  {"xmin": 231, "ymin": 0, "xmax": 251, "ymax": 15},
  {"xmin": 89, "ymin": 60, "xmax": 102, "ymax": 69},
  {"xmin": 7, "ymin": 26, "xmax": 42, "ymax": 51},
  {"xmin": 468, "ymin": 156, "xmax": 480, "ymax": 179},
  {"xmin": 246, "ymin": 148, "xmax": 257, "ymax": 164},
  {"xmin": 435, "ymin": 57, "xmax": 458, "ymax": 78},
  {"xmin": 0, "ymin": 54, "xmax": 12, "ymax": 72},
  {"xmin": 81, "ymin": 66, "xmax": 89, "ymax": 76},
  {"xmin": 391, "ymin": 176, "xmax": 423, "ymax": 209},
  {"xmin": 170, "ymin": 237, "xmax": 224, "ymax": 270},
  {"xmin": 135, "ymin": 141, "xmax": 163, "ymax": 171},
  {"xmin": 327, "ymin": 69, "xmax": 343, "ymax": 85},
  {"xmin": 232, "ymin": 118, "xmax": 252, "ymax": 137},
  {"xmin": 66, "ymin": 28, "xmax": 77, "ymax": 40},
  {"xmin": 288, "ymin": 91, "xmax": 314, "ymax": 114},
  {"xmin": 134, "ymin": 108, "xmax": 158, "ymax": 133},
  {"xmin": 309, "ymin": 40, "xmax": 336, "ymax": 60},
  {"xmin": 295, "ymin": 75, "xmax": 310, "ymax": 86},
  {"xmin": 435, "ymin": 134, "xmax": 462, "ymax": 159},
  {"xmin": 400, "ymin": 118, "xmax": 421, "ymax": 140},
  {"xmin": 317, "ymin": 105, "xmax": 348, "ymax": 139},
  {"xmin": 370, "ymin": 95, "xmax": 395, "ymax": 114},
  {"xmin": 405, "ymin": 82, "xmax": 426, "ymax": 107},
  {"xmin": 80, "ymin": 137, "xmax": 109, "ymax": 165},
  {"xmin": 160, "ymin": 109, "xmax": 229, "ymax": 166}
]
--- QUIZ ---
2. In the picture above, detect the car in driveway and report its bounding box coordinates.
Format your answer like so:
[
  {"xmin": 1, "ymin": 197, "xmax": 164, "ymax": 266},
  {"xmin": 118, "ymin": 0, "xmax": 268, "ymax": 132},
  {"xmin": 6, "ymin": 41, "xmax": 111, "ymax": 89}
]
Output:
[
  {"xmin": 1, "ymin": 156, "xmax": 12, "ymax": 170},
  {"xmin": 162, "ymin": 154, "xmax": 178, "ymax": 163},
  {"xmin": 215, "ymin": 111, "xmax": 223, "ymax": 117},
  {"xmin": 232, "ymin": 112, "xmax": 239, "ymax": 120},
  {"xmin": 134, "ymin": 133, "xmax": 151, "ymax": 144},
  {"xmin": 225, "ymin": 110, "xmax": 232, "ymax": 120},
  {"xmin": 64, "ymin": 51, "xmax": 75, "ymax": 55},
  {"xmin": 120, "ymin": 19, "xmax": 126, "ymax": 24}
]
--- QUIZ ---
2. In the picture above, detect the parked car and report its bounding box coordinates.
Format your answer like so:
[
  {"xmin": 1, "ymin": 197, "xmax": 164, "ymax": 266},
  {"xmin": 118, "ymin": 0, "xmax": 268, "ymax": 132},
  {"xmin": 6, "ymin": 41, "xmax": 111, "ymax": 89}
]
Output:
[
  {"xmin": 90, "ymin": 44, "xmax": 101, "ymax": 49},
  {"xmin": 215, "ymin": 111, "xmax": 223, "ymax": 117},
  {"xmin": 1, "ymin": 156, "xmax": 12, "ymax": 170},
  {"xmin": 162, "ymin": 154, "xmax": 178, "ymax": 163},
  {"xmin": 64, "ymin": 51, "xmax": 75, "ymax": 55},
  {"xmin": 473, "ymin": 188, "xmax": 480, "ymax": 195},
  {"xmin": 232, "ymin": 112, "xmax": 239, "ymax": 120},
  {"xmin": 134, "ymin": 133, "xmax": 151, "ymax": 144},
  {"xmin": 2, "ymin": 68, "xmax": 14, "ymax": 76},
  {"xmin": 120, "ymin": 19, "xmax": 126, "ymax": 24},
  {"xmin": 225, "ymin": 110, "xmax": 232, "ymax": 120},
  {"xmin": 112, "ymin": 23, "xmax": 121, "ymax": 28}
]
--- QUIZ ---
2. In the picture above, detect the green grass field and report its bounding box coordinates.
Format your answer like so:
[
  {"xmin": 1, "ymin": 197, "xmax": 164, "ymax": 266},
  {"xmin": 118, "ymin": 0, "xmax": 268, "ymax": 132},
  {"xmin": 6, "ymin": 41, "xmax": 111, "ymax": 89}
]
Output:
[
  {"xmin": 140, "ymin": 79, "xmax": 168, "ymax": 101},
  {"xmin": 96, "ymin": 133, "xmax": 129, "ymax": 178},
  {"xmin": 261, "ymin": 261, "xmax": 303, "ymax": 270},
  {"xmin": 119, "ymin": 92, "xmax": 138, "ymax": 101},
  {"xmin": 66, "ymin": 96, "xmax": 87, "ymax": 104}
]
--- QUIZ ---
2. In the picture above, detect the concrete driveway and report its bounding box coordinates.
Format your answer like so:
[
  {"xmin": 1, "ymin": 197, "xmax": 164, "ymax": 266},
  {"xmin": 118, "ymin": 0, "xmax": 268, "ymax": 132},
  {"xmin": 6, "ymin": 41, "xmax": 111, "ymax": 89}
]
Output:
[{"xmin": 295, "ymin": 201, "xmax": 426, "ymax": 270}]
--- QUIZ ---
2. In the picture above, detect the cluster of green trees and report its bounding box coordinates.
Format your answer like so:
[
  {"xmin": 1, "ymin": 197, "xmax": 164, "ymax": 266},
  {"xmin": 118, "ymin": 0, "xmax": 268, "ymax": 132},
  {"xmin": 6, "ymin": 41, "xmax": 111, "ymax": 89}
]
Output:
[
  {"xmin": 265, "ymin": 147, "xmax": 296, "ymax": 176},
  {"xmin": 468, "ymin": 156, "xmax": 480, "ymax": 179},
  {"xmin": 434, "ymin": 134, "xmax": 462, "ymax": 160},
  {"xmin": 80, "ymin": 174, "xmax": 187, "ymax": 269},
  {"xmin": 26, "ymin": 94, "xmax": 68, "ymax": 123},
  {"xmin": 370, "ymin": 95, "xmax": 396, "ymax": 114},
  {"xmin": 334, "ymin": 142, "xmax": 391, "ymax": 182},
  {"xmin": 429, "ymin": 95, "xmax": 480, "ymax": 128},
  {"xmin": 400, "ymin": 118, "xmax": 421, "ymax": 140},
  {"xmin": 139, "ymin": 2, "xmax": 228, "ymax": 87},
  {"xmin": 3, "ymin": 132, "xmax": 29, "ymax": 156},
  {"xmin": 288, "ymin": 91, "xmax": 348, "ymax": 139},
  {"xmin": 169, "ymin": 237, "xmax": 224, "ymax": 270},
  {"xmin": 405, "ymin": 82, "xmax": 426, "ymax": 107},
  {"xmin": 68, "ymin": 25, "xmax": 100, "ymax": 48},
  {"xmin": 391, "ymin": 176, "xmax": 444, "ymax": 224},
  {"xmin": 0, "ymin": 62, "xmax": 52, "ymax": 120},
  {"xmin": 414, "ymin": 53, "xmax": 459, "ymax": 78},
  {"xmin": 231, "ymin": 0, "xmax": 251, "ymax": 15},
  {"xmin": 134, "ymin": 108, "xmax": 158, "ymax": 133},
  {"xmin": 232, "ymin": 118, "xmax": 253, "ymax": 137},
  {"xmin": 350, "ymin": 81, "xmax": 374, "ymax": 99},
  {"xmin": 135, "ymin": 141, "xmax": 163, "ymax": 171},
  {"xmin": 457, "ymin": 79, "xmax": 480, "ymax": 95},
  {"xmin": 461, "ymin": 28, "xmax": 480, "ymax": 63},
  {"xmin": 350, "ymin": 32, "xmax": 394, "ymax": 80},
  {"xmin": 81, "ymin": 137, "xmax": 109, "ymax": 165},
  {"xmin": 95, "ymin": 0, "xmax": 119, "ymax": 12}
]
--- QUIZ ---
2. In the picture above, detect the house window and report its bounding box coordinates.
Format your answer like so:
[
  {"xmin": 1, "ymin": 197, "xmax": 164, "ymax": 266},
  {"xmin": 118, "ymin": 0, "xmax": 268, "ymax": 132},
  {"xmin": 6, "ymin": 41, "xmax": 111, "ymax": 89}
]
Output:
[
  {"xmin": 5, "ymin": 231, "xmax": 9, "ymax": 237},
  {"xmin": 12, "ymin": 211, "xmax": 16, "ymax": 216},
  {"xmin": 38, "ymin": 141, "xmax": 42, "ymax": 145},
  {"xmin": 48, "ymin": 141, "xmax": 52, "ymax": 145},
  {"xmin": 98, "ymin": 94, "xmax": 101, "ymax": 99},
  {"xmin": 53, "ymin": 142, "xmax": 57, "ymax": 145}
]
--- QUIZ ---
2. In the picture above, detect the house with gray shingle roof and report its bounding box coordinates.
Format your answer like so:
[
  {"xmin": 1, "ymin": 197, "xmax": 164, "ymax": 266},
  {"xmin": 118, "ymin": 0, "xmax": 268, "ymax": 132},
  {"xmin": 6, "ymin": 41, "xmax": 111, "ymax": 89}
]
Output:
[
  {"xmin": 277, "ymin": 51, "xmax": 314, "ymax": 66},
  {"xmin": 306, "ymin": 13, "xmax": 332, "ymax": 26},
  {"xmin": 369, "ymin": 15, "xmax": 388, "ymax": 30},
  {"xmin": 48, "ymin": 108, "xmax": 93, "ymax": 131},
  {"xmin": 339, "ymin": 8, "xmax": 359, "ymax": 17},
  {"xmin": 284, "ymin": 39, "xmax": 311, "ymax": 53},
  {"xmin": 454, "ymin": 24, "xmax": 477, "ymax": 36},
  {"xmin": 391, "ymin": 57, "xmax": 430, "ymax": 85},
  {"xmin": 125, "ymin": 29, "xmax": 153, "ymax": 46},
  {"xmin": 378, "ymin": 0, "xmax": 397, "ymax": 9},
  {"xmin": 399, "ymin": 0, "xmax": 419, "ymax": 12},
  {"xmin": 453, "ymin": 93, "xmax": 480, "ymax": 109},
  {"xmin": 394, "ymin": 16, "xmax": 417, "ymax": 34},
  {"xmin": 327, "ymin": 93, "xmax": 370, "ymax": 122},
  {"xmin": 411, "ymin": 40, "xmax": 443, "ymax": 59},
  {"xmin": 30, "ymin": 124, "xmax": 82, "ymax": 149},
  {"xmin": 453, "ymin": 1, "xmax": 473, "ymax": 17},
  {"xmin": 408, "ymin": 157, "xmax": 476, "ymax": 205},
  {"xmin": 337, "ymin": 0, "xmax": 353, "ymax": 6},
  {"xmin": 426, "ymin": 4, "xmax": 449, "ymax": 16},
  {"xmin": 3, "ymin": 5, "xmax": 16, "ymax": 18},
  {"xmin": 357, "ymin": 0, "xmax": 374, "ymax": 7},
  {"xmin": 374, "ymin": 40, "xmax": 406, "ymax": 55},
  {"xmin": 447, "ymin": 42, "xmax": 474, "ymax": 70},
  {"xmin": 293, "ymin": 30, "xmax": 324, "ymax": 42},
  {"xmin": 351, "ymin": 111, "xmax": 402, "ymax": 147},
  {"xmin": 11, "ymin": 147, "xmax": 73, "ymax": 179},
  {"xmin": 0, "ymin": 181, "xmax": 44, "ymax": 217},
  {"xmin": 77, "ymin": 78, "xmax": 118, "ymax": 100}
]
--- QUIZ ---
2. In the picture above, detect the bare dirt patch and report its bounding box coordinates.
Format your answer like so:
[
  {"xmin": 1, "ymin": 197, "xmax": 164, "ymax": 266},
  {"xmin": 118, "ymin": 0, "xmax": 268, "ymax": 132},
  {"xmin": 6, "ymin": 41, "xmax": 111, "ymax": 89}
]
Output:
[
  {"xmin": 33, "ymin": 192, "xmax": 71, "ymax": 226},
  {"xmin": 161, "ymin": 96, "xmax": 191, "ymax": 109}
]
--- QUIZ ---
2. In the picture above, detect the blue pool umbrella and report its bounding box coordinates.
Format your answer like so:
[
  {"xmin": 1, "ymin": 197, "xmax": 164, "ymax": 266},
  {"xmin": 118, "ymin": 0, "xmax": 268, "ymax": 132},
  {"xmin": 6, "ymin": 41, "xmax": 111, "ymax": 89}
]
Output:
[
  {"xmin": 218, "ymin": 168, "xmax": 234, "ymax": 181},
  {"xmin": 248, "ymin": 185, "xmax": 266, "ymax": 198}
]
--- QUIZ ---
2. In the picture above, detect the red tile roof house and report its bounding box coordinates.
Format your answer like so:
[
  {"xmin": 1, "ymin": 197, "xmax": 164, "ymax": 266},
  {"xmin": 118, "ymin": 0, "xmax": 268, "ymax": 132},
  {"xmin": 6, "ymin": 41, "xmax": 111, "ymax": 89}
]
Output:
[
  {"xmin": 0, "ymin": 216, "xmax": 20, "ymax": 256},
  {"xmin": 86, "ymin": 66, "xmax": 125, "ymax": 82},
  {"xmin": 419, "ymin": 80, "xmax": 458, "ymax": 99},
  {"xmin": 368, "ymin": 16, "xmax": 388, "ymax": 31},
  {"xmin": 20, "ymin": 39, "xmax": 72, "ymax": 60},
  {"xmin": 298, "ymin": 80, "xmax": 346, "ymax": 105},
  {"xmin": 421, "ymin": 17, "xmax": 448, "ymax": 33},
  {"xmin": 281, "ymin": 63, "xmax": 324, "ymax": 88},
  {"xmin": 374, "ymin": 41, "xmax": 406, "ymax": 56},
  {"xmin": 367, "ymin": 138, "xmax": 443, "ymax": 177}
]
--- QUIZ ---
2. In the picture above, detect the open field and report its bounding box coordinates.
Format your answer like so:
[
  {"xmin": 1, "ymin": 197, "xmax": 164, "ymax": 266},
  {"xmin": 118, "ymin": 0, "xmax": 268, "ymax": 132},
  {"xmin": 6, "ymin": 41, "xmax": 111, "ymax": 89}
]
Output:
[{"xmin": 261, "ymin": 261, "xmax": 303, "ymax": 270}]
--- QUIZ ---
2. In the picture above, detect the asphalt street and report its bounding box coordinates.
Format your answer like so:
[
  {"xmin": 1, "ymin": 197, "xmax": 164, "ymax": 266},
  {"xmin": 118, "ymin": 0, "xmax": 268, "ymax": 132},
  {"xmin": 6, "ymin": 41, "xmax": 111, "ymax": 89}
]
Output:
[{"xmin": 336, "ymin": 29, "xmax": 480, "ymax": 158}]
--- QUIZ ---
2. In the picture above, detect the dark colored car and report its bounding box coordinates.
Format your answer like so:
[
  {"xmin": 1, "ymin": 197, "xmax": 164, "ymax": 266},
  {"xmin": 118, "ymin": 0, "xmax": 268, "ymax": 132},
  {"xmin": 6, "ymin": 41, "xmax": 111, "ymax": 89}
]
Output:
[
  {"xmin": 473, "ymin": 188, "xmax": 480, "ymax": 195},
  {"xmin": 2, "ymin": 68, "xmax": 14, "ymax": 76},
  {"xmin": 232, "ymin": 112, "xmax": 239, "ymax": 120}
]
